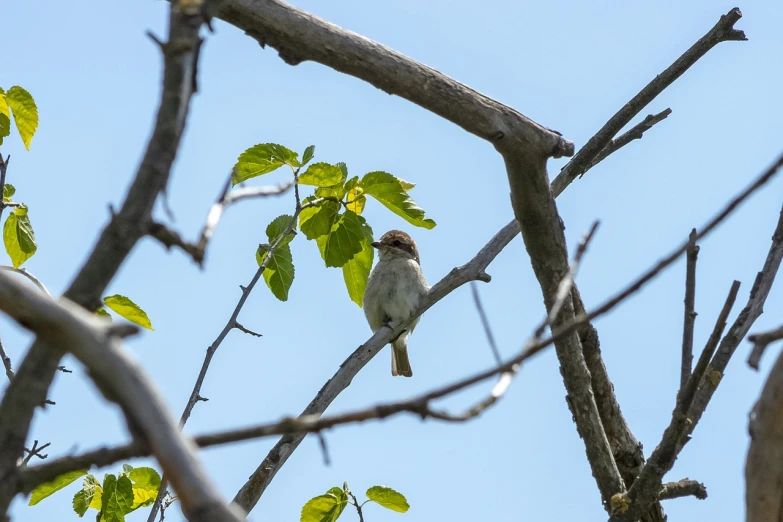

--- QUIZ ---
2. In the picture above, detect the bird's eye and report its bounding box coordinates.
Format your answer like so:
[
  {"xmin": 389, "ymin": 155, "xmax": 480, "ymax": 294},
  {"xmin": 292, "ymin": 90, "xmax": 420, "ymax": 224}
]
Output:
[{"xmin": 392, "ymin": 240, "xmax": 401, "ymax": 247}]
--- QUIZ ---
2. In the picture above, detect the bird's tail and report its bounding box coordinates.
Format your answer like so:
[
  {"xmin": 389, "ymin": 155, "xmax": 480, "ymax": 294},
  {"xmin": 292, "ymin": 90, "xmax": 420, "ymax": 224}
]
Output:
[{"xmin": 391, "ymin": 335, "xmax": 413, "ymax": 377}]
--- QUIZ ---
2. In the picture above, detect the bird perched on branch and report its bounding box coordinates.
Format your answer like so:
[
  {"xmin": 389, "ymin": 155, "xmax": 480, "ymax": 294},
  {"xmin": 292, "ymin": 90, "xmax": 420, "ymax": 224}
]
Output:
[{"xmin": 363, "ymin": 230, "xmax": 429, "ymax": 377}]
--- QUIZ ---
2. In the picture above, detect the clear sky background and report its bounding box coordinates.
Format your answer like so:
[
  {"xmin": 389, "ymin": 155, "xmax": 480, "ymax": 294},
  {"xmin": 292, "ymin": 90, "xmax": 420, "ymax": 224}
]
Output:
[{"xmin": 3, "ymin": 1, "xmax": 783, "ymax": 521}]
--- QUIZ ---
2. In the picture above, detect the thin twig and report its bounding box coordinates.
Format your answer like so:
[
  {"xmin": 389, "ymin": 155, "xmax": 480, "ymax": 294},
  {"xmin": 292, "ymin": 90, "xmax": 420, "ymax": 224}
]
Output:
[
  {"xmin": 0, "ymin": 337, "xmax": 13, "ymax": 381},
  {"xmin": 348, "ymin": 490, "xmax": 364, "ymax": 522},
  {"xmin": 21, "ymin": 440, "xmax": 51, "ymax": 466},
  {"xmin": 681, "ymin": 229, "xmax": 699, "ymax": 390},
  {"xmin": 470, "ymin": 283, "xmax": 502, "ymax": 366},
  {"xmin": 551, "ymin": 8, "xmax": 746, "ymax": 195},
  {"xmin": 149, "ymin": 178, "xmax": 294, "ymax": 266},
  {"xmin": 747, "ymin": 325, "xmax": 783, "ymax": 370},
  {"xmin": 584, "ymin": 109, "xmax": 673, "ymax": 174}
]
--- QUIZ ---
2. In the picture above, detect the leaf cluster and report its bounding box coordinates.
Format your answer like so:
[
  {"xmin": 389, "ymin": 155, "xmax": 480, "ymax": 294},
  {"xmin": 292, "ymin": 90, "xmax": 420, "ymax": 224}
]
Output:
[
  {"xmin": 301, "ymin": 483, "xmax": 409, "ymax": 522},
  {"xmin": 29, "ymin": 465, "xmax": 161, "ymax": 522},
  {"xmin": 234, "ymin": 143, "xmax": 435, "ymax": 306}
]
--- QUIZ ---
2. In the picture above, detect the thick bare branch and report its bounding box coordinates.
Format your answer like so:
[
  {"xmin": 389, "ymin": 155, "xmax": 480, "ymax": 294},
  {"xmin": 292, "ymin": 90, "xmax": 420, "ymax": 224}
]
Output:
[
  {"xmin": 746, "ymin": 344, "xmax": 783, "ymax": 522},
  {"xmin": 0, "ymin": 3, "xmax": 213, "ymax": 517},
  {"xmin": 551, "ymin": 8, "xmax": 746, "ymax": 195},
  {"xmin": 0, "ymin": 271, "xmax": 243, "ymax": 521},
  {"xmin": 214, "ymin": 0, "xmax": 573, "ymax": 159}
]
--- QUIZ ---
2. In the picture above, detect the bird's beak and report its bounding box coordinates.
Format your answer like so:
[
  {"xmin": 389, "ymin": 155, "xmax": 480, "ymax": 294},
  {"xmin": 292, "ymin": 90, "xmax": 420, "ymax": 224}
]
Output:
[{"xmin": 371, "ymin": 242, "xmax": 381, "ymax": 249}]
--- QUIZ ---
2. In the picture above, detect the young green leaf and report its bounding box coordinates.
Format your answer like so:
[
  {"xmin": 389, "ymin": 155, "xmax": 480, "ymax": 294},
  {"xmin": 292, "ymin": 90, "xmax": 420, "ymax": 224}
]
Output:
[
  {"xmin": 302, "ymin": 145, "xmax": 315, "ymax": 166},
  {"xmin": 257, "ymin": 214, "xmax": 297, "ymax": 301},
  {"xmin": 29, "ymin": 470, "xmax": 88, "ymax": 506},
  {"xmin": 100, "ymin": 474, "xmax": 134, "ymax": 522},
  {"xmin": 345, "ymin": 186, "xmax": 365, "ymax": 215},
  {"xmin": 366, "ymin": 485, "xmax": 410, "ymax": 513},
  {"xmin": 315, "ymin": 183, "xmax": 347, "ymax": 200},
  {"xmin": 95, "ymin": 307, "xmax": 112, "ymax": 320},
  {"xmin": 257, "ymin": 245, "xmax": 295, "ymax": 301},
  {"xmin": 72, "ymin": 474, "xmax": 102, "ymax": 517},
  {"xmin": 300, "ymin": 487, "xmax": 348, "ymax": 522},
  {"xmin": 299, "ymin": 162, "xmax": 344, "ymax": 187},
  {"xmin": 265, "ymin": 214, "xmax": 296, "ymax": 247},
  {"xmin": 232, "ymin": 143, "xmax": 300, "ymax": 185},
  {"xmin": 360, "ymin": 171, "xmax": 435, "ymax": 229},
  {"xmin": 3, "ymin": 183, "xmax": 15, "ymax": 201},
  {"xmin": 0, "ymin": 113, "xmax": 10, "ymax": 146},
  {"xmin": 337, "ymin": 162, "xmax": 348, "ymax": 179},
  {"xmin": 3, "ymin": 205, "xmax": 37, "ymax": 268},
  {"xmin": 125, "ymin": 469, "xmax": 159, "ymax": 511},
  {"xmin": 299, "ymin": 200, "xmax": 341, "ymax": 240},
  {"xmin": 5, "ymin": 86, "xmax": 38, "ymax": 150},
  {"xmin": 342, "ymin": 219, "xmax": 373, "ymax": 307},
  {"xmin": 103, "ymin": 295, "xmax": 154, "ymax": 330},
  {"xmin": 121, "ymin": 464, "xmax": 133, "ymax": 476},
  {"xmin": 315, "ymin": 211, "xmax": 365, "ymax": 268}
]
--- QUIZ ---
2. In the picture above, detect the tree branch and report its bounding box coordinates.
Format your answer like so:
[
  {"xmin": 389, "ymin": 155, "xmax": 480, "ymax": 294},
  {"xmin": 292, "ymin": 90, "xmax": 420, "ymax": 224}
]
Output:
[
  {"xmin": 658, "ymin": 479, "xmax": 707, "ymax": 501},
  {"xmin": 551, "ymin": 7, "xmax": 746, "ymax": 195},
  {"xmin": 584, "ymin": 109, "xmax": 672, "ymax": 175},
  {"xmin": 681, "ymin": 229, "xmax": 700, "ymax": 390},
  {"xmin": 213, "ymin": 0, "xmax": 574, "ymax": 159},
  {"xmin": 747, "ymin": 325, "xmax": 783, "ymax": 370},
  {"xmin": 746, "ymin": 339, "xmax": 783, "ymax": 522},
  {"xmin": 0, "ymin": 3, "xmax": 217, "ymax": 517},
  {"xmin": 148, "ymin": 177, "xmax": 294, "ymax": 266},
  {"xmin": 0, "ymin": 270, "xmax": 243, "ymax": 521},
  {"xmin": 610, "ymin": 281, "xmax": 741, "ymax": 521}
]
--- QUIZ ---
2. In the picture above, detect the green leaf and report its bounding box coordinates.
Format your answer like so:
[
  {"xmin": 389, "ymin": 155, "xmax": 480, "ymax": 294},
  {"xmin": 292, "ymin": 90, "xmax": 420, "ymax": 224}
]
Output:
[
  {"xmin": 299, "ymin": 162, "xmax": 344, "ymax": 187},
  {"xmin": 121, "ymin": 466, "xmax": 160, "ymax": 511},
  {"xmin": 300, "ymin": 487, "xmax": 348, "ymax": 522},
  {"xmin": 128, "ymin": 467, "xmax": 160, "ymax": 490},
  {"xmin": 366, "ymin": 486, "xmax": 410, "ymax": 513},
  {"xmin": 103, "ymin": 295, "xmax": 154, "ymax": 330},
  {"xmin": 265, "ymin": 214, "xmax": 296, "ymax": 247},
  {"xmin": 232, "ymin": 143, "xmax": 299, "ymax": 185},
  {"xmin": 314, "ymin": 182, "xmax": 347, "ymax": 200},
  {"xmin": 360, "ymin": 171, "xmax": 436, "ymax": 229},
  {"xmin": 0, "ymin": 113, "xmax": 9, "ymax": 146},
  {"xmin": 257, "ymin": 215, "xmax": 296, "ymax": 301},
  {"xmin": 95, "ymin": 307, "xmax": 112, "ymax": 320},
  {"xmin": 342, "ymin": 218, "xmax": 373, "ymax": 307},
  {"xmin": 3, "ymin": 205, "xmax": 37, "ymax": 268},
  {"xmin": 100, "ymin": 474, "xmax": 134, "ymax": 522},
  {"xmin": 121, "ymin": 464, "xmax": 133, "ymax": 476},
  {"xmin": 29, "ymin": 470, "xmax": 88, "ymax": 506},
  {"xmin": 337, "ymin": 162, "xmax": 348, "ymax": 179},
  {"xmin": 72, "ymin": 474, "xmax": 102, "ymax": 517},
  {"xmin": 302, "ymin": 145, "xmax": 315, "ymax": 166},
  {"xmin": 5, "ymin": 86, "xmax": 38, "ymax": 150},
  {"xmin": 3, "ymin": 183, "xmax": 15, "ymax": 201},
  {"xmin": 315, "ymin": 211, "xmax": 365, "ymax": 268},
  {"xmin": 257, "ymin": 244, "xmax": 295, "ymax": 301},
  {"xmin": 345, "ymin": 186, "xmax": 365, "ymax": 214},
  {"xmin": 299, "ymin": 200, "xmax": 341, "ymax": 240}
]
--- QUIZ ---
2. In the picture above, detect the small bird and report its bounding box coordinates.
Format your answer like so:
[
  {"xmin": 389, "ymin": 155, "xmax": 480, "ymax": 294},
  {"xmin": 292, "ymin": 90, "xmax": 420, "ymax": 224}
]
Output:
[{"xmin": 363, "ymin": 230, "xmax": 429, "ymax": 377}]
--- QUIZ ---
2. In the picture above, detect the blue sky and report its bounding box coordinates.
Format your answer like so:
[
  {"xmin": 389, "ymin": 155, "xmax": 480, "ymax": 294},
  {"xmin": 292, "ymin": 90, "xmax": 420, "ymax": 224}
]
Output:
[{"xmin": 3, "ymin": 0, "xmax": 783, "ymax": 520}]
